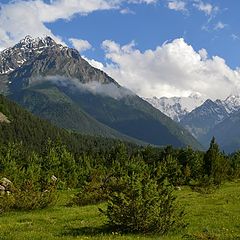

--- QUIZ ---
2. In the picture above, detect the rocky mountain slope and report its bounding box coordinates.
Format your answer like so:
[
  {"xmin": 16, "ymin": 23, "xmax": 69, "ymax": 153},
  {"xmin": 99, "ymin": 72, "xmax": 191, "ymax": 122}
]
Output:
[{"xmin": 180, "ymin": 99, "xmax": 229, "ymax": 143}]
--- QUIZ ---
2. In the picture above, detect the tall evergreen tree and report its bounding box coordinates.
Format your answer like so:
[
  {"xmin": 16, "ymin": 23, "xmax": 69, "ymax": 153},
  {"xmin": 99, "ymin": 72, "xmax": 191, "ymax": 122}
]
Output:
[{"xmin": 203, "ymin": 137, "xmax": 229, "ymax": 185}]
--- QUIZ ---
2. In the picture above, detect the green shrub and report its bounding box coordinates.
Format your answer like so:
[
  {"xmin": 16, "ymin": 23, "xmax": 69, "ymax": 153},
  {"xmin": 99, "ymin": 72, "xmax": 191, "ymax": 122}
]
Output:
[
  {"xmin": 14, "ymin": 189, "xmax": 57, "ymax": 210},
  {"xmin": 100, "ymin": 173, "xmax": 186, "ymax": 234},
  {"xmin": 0, "ymin": 181, "xmax": 58, "ymax": 213},
  {"xmin": 69, "ymin": 172, "xmax": 108, "ymax": 206}
]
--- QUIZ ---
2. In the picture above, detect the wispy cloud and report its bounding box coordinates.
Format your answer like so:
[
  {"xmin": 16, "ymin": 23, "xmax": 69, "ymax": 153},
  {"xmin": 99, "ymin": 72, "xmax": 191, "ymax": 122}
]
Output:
[
  {"xmin": 231, "ymin": 34, "xmax": 240, "ymax": 41},
  {"xmin": 34, "ymin": 75, "xmax": 134, "ymax": 99},
  {"xmin": 193, "ymin": 0, "xmax": 219, "ymax": 16},
  {"xmin": 120, "ymin": 8, "xmax": 135, "ymax": 14},
  {"xmin": 167, "ymin": 0, "xmax": 187, "ymax": 12},
  {"xmin": 214, "ymin": 21, "xmax": 227, "ymax": 30}
]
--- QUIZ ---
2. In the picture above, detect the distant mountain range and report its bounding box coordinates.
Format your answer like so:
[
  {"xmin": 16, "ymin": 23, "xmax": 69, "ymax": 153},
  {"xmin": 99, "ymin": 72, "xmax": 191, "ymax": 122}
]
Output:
[
  {"xmin": 146, "ymin": 94, "xmax": 240, "ymax": 152},
  {"xmin": 144, "ymin": 93, "xmax": 205, "ymax": 122},
  {"xmin": 0, "ymin": 36, "xmax": 202, "ymax": 149}
]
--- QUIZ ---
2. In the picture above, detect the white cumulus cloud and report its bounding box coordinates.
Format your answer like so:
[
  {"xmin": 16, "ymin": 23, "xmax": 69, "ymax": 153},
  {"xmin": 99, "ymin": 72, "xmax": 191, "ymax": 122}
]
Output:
[
  {"xmin": 98, "ymin": 38, "xmax": 240, "ymax": 100},
  {"xmin": 69, "ymin": 38, "xmax": 92, "ymax": 53}
]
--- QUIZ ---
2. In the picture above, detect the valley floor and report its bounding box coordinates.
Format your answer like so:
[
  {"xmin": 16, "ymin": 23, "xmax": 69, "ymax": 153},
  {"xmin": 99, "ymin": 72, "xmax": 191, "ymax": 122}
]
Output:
[{"xmin": 0, "ymin": 181, "xmax": 240, "ymax": 240}]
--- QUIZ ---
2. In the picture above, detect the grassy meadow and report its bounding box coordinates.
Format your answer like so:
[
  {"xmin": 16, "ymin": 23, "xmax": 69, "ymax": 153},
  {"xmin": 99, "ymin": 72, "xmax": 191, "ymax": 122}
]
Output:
[{"xmin": 0, "ymin": 181, "xmax": 240, "ymax": 240}]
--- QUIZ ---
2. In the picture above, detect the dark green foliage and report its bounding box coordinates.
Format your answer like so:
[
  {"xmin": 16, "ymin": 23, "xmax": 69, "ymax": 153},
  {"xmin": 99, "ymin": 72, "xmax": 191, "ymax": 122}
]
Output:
[
  {"xmin": 0, "ymin": 142, "xmax": 58, "ymax": 213},
  {"xmin": 101, "ymin": 170, "xmax": 185, "ymax": 234},
  {"xmin": 70, "ymin": 170, "xmax": 108, "ymax": 206},
  {"xmin": 178, "ymin": 147, "xmax": 204, "ymax": 183},
  {"xmin": 158, "ymin": 155, "xmax": 183, "ymax": 186},
  {"xmin": 229, "ymin": 151, "xmax": 240, "ymax": 178},
  {"xmin": 190, "ymin": 138, "xmax": 230, "ymax": 193},
  {"xmin": 40, "ymin": 141, "xmax": 79, "ymax": 189},
  {"xmin": 203, "ymin": 137, "xmax": 229, "ymax": 186},
  {"xmin": 9, "ymin": 88, "xmax": 143, "ymax": 145},
  {"xmin": 72, "ymin": 145, "xmax": 186, "ymax": 234}
]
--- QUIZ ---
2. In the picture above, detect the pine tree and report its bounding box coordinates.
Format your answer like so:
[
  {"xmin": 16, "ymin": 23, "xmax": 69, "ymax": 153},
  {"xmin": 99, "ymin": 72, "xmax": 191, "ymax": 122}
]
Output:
[{"xmin": 203, "ymin": 137, "xmax": 228, "ymax": 186}]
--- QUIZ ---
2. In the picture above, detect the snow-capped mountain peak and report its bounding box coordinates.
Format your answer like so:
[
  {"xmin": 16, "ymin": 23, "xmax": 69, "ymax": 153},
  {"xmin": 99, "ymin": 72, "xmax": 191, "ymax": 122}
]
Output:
[
  {"xmin": 145, "ymin": 93, "xmax": 240, "ymax": 123},
  {"xmin": 0, "ymin": 36, "xmax": 61, "ymax": 75},
  {"xmin": 17, "ymin": 35, "xmax": 57, "ymax": 49},
  {"xmin": 221, "ymin": 94, "xmax": 240, "ymax": 113},
  {"xmin": 145, "ymin": 93, "xmax": 205, "ymax": 121}
]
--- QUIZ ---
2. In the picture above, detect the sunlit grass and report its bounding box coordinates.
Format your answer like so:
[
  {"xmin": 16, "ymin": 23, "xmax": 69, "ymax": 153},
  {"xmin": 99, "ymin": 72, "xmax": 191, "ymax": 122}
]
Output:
[{"xmin": 0, "ymin": 181, "xmax": 240, "ymax": 240}]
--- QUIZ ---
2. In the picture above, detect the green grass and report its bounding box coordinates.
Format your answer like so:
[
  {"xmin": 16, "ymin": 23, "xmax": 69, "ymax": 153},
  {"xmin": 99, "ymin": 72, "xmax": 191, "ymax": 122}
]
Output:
[{"xmin": 0, "ymin": 181, "xmax": 240, "ymax": 240}]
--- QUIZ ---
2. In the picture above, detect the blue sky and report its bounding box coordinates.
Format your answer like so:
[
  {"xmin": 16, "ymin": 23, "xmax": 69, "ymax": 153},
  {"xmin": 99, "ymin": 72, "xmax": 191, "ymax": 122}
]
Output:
[
  {"xmin": 44, "ymin": 0, "xmax": 240, "ymax": 68},
  {"xmin": 0, "ymin": 0, "xmax": 240, "ymax": 99}
]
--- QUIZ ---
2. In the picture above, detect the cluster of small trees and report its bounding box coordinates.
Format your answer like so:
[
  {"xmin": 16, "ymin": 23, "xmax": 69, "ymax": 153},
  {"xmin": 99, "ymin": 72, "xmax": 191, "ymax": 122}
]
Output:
[{"xmin": 0, "ymin": 137, "xmax": 240, "ymax": 233}]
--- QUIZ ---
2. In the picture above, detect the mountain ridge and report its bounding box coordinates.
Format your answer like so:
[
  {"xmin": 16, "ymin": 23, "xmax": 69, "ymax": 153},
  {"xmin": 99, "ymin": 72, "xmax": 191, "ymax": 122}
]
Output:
[
  {"xmin": 145, "ymin": 94, "xmax": 240, "ymax": 122},
  {"xmin": 0, "ymin": 35, "xmax": 202, "ymax": 149}
]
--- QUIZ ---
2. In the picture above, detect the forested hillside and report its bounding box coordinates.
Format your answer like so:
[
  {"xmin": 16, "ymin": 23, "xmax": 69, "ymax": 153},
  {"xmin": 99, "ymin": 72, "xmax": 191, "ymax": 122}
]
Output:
[{"xmin": 0, "ymin": 94, "xmax": 138, "ymax": 154}]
